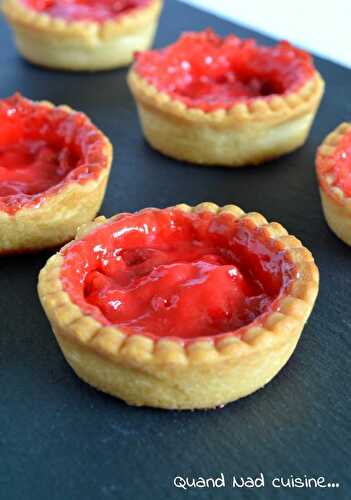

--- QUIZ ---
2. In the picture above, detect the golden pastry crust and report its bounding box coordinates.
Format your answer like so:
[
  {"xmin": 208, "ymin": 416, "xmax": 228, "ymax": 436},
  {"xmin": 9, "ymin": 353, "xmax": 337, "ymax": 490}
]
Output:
[
  {"xmin": 2, "ymin": 0, "xmax": 163, "ymax": 71},
  {"xmin": 316, "ymin": 122, "xmax": 351, "ymax": 245},
  {"xmin": 0, "ymin": 101, "xmax": 113, "ymax": 254},
  {"xmin": 128, "ymin": 69, "xmax": 325, "ymax": 166},
  {"xmin": 38, "ymin": 203, "xmax": 319, "ymax": 410}
]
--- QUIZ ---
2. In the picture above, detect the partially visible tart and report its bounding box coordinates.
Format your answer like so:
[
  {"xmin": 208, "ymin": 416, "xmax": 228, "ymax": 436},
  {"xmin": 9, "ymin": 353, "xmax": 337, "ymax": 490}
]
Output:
[
  {"xmin": 2, "ymin": 0, "xmax": 163, "ymax": 71},
  {"xmin": 0, "ymin": 93, "xmax": 112, "ymax": 254},
  {"xmin": 316, "ymin": 122, "xmax": 351, "ymax": 245},
  {"xmin": 38, "ymin": 203, "xmax": 319, "ymax": 410},
  {"xmin": 128, "ymin": 29, "xmax": 325, "ymax": 167}
]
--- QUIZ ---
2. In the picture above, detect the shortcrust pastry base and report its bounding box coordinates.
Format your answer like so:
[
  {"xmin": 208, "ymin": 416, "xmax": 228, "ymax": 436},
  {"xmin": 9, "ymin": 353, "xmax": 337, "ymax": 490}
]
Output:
[
  {"xmin": 0, "ymin": 170, "xmax": 110, "ymax": 254},
  {"xmin": 2, "ymin": 0, "xmax": 162, "ymax": 71},
  {"xmin": 319, "ymin": 190, "xmax": 351, "ymax": 245},
  {"xmin": 56, "ymin": 331, "xmax": 299, "ymax": 410},
  {"xmin": 128, "ymin": 71, "xmax": 325, "ymax": 167},
  {"xmin": 38, "ymin": 203, "xmax": 319, "ymax": 410}
]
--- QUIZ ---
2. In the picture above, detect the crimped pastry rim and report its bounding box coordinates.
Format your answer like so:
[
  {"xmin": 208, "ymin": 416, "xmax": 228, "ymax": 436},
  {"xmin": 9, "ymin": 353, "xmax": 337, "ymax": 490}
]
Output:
[
  {"xmin": 316, "ymin": 122, "xmax": 351, "ymax": 209},
  {"xmin": 0, "ymin": 97, "xmax": 113, "ymax": 218},
  {"xmin": 2, "ymin": 0, "xmax": 163, "ymax": 42},
  {"xmin": 128, "ymin": 68, "xmax": 325, "ymax": 127},
  {"xmin": 38, "ymin": 202, "xmax": 319, "ymax": 367}
]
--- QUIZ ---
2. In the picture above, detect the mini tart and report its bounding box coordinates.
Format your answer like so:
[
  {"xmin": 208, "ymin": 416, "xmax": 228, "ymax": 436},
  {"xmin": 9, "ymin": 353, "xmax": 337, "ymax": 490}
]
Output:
[
  {"xmin": 2, "ymin": 0, "xmax": 163, "ymax": 71},
  {"xmin": 0, "ymin": 93, "xmax": 112, "ymax": 254},
  {"xmin": 128, "ymin": 30, "xmax": 325, "ymax": 167},
  {"xmin": 316, "ymin": 122, "xmax": 351, "ymax": 245},
  {"xmin": 38, "ymin": 203, "xmax": 319, "ymax": 410}
]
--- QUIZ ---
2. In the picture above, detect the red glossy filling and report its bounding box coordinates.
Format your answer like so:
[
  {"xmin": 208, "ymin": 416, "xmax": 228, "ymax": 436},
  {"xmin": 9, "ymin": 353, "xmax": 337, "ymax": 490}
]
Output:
[
  {"xmin": 0, "ymin": 94, "xmax": 108, "ymax": 215},
  {"xmin": 23, "ymin": 0, "xmax": 150, "ymax": 22},
  {"xmin": 318, "ymin": 129, "xmax": 351, "ymax": 198},
  {"xmin": 61, "ymin": 208, "xmax": 296, "ymax": 341},
  {"xmin": 135, "ymin": 29, "xmax": 316, "ymax": 112}
]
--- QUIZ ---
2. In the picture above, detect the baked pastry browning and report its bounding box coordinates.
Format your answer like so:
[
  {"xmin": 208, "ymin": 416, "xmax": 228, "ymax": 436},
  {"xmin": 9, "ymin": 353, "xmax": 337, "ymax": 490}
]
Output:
[
  {"xmin": 0, "ymin": 93, "xmax": 112, "ymax": 254},
  {"xmin": 316, "ymin": 122, "xmax": 351, "ymax": 245},
  {"xmin": 2, "ymin": 0, "xmax": 163, "ymax": 71},
  {"xmin": 128, "ymin": 30, "xmax": 325, "ymax": 167},
  {"xmin": 38, "ymin": 203, "xmax": 319, "ymax": 410}
]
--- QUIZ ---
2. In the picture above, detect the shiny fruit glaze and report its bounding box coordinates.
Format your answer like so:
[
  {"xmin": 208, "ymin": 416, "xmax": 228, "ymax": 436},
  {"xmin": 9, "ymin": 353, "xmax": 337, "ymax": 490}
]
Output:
[
  {"xmin": 0, "ymin": 94, "xmax": 109, "ymax": 215},
  {"xmin": 61, "ymin": 208, "xmax": 296, "ymax": 341},
  {"xmin": 134, "ymin": 29, "xmax": 316, "ymax": 112},
  {"xmin": 22, "ymin": 0, "xmax": 150, "ymax": 22},
  {"xmin": 317, "ymin": 128, "xmax": 351, "ymax": 198}
]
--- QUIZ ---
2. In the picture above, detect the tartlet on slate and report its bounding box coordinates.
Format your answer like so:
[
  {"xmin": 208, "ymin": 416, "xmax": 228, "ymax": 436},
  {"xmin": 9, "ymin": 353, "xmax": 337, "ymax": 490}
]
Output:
[
  {"xmin": 2, "ymin": 0, "xmax": 163, "ymax": 71},
  {"xmin": 316, "ymin": 122, "xmax": 351, "ymax": 245},
  {"xmin": 38, "ymin": 203, "xmax": 319, "ymax": 409},
  {"xmin": 128, "ymin": 29, "xmax": 324, "ymax": 167},
  {"xmin": 0, "ymin": 93, "xmax": 112, "ymax": 254}
]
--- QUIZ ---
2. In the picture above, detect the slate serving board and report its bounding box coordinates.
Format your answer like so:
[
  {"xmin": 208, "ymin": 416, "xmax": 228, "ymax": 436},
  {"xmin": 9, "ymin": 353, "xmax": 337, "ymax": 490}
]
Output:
[{"xmin": 1, "ymin": 2, "xmax": 350, "ymax": 499}]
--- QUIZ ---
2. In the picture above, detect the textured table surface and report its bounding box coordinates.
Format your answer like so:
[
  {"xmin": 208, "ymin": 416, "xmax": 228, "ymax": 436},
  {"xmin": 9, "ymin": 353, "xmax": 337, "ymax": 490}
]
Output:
[{"xmin": 0, "ymin": 1, "xmax": 350, "ymax": 499}]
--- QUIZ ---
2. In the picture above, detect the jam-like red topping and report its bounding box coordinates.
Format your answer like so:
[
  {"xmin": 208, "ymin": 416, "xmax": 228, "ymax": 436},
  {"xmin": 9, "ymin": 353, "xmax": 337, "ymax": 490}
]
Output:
[
  {"xmin": 0, "ymin": 94, "xmax": 108, "ymax": 215},
  {"xmin": 134, "ymin": 29, "xmax": 316, "ymax": 112},
  {"xmin": 23, "ymin": 0, "xmax": 150, "ymax": 22},
  {"xmin": 61, "ymin": 208, "xmax": 296, "ymax": 341},
  {"xmin": 317, "ymin": 128, "xmax": 351, "ymax": 198}
]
